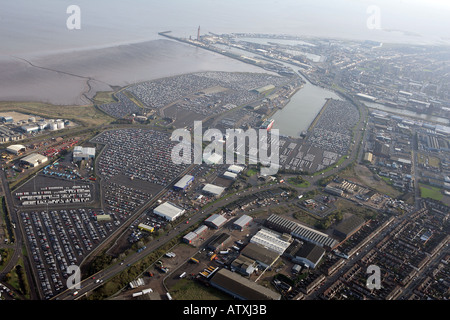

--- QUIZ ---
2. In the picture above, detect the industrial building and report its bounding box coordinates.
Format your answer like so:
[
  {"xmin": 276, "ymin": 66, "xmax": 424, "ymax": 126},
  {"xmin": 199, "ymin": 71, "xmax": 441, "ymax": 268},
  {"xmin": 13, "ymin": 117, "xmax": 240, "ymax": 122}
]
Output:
[
  {"xmin": 251, "ymin": 84, "xmax": 275, "ymax": 95},
  {"xmin": 227, "ymin": 165, "xmax": 244, "ymax": 174},
  {"xmin": 138, "ymin": 223, "xmax": 154, "ymax": 233},
  {"xmin": 73, "ymin": 146, "xmax": 96, "ymax": 162},
  {"xmin": 20, "ymin": 153, "xmax": 48, "ymax": 167},
  {"xmin": 250, "ymin": 228, "xmax": 291, "ymax": 255},
  {"xmin": 173, "ymin": 174, "xmax": 194, "ymax": 191},
  {"xmin": 202, "ymin": 184, "xmax": 225, "ymax": 197},
  {"xmin": 284, "ymin": 240, "xmax": 326, "ymax": 269},
  {"xmin": 0, "ymin": 126, "xmax": 25, "ymax": 143},
  {"xmin": 324, "ymin": 185, "xmax": 344, "ymax": 197},
  {"xmin": 203, "ymin": 153, "xmax": 223, "ymax": 165},
  {"xmin": 232, "ymin": 215, "xmax": 253, "ymax": 231},
  {"xmin": 239, "ymin": 242, "xmax": 280, "ymax": 269},
  {"xmin": 363, "ymin": 152, "xmax": 374, "ymax": 163},
  {"xmin": 264, "ymin": 214, "xmax": 338, "ymax": 249},
  {"xmin": 153, "ymin": 201, "xmax": 185, "ymax": 221},
  {"xmin": 207, "ymin": 233, "xmax": 232, "ymax": 252},
  {"xmin": 222, "ymin": 171, "xmax": 237, "ymax": 180},
  {"xmin": 183, "ymin": 225, "xmax": 208, "ymax": 244},
  {"xmin": 333, "ymin": 215, "xmax": 366, "ymax": 240},
  {"xmin": 230, "ymin": 255, "xmax": 257, "ymax": 276},
  {"xmin": 204, "ymin": 214, "xmax": 228, "ymax": 229},
  {"xmin": 20, "ymin": 124, "xmax": 39, "ymax": 133},
  {"xmin": 6, "ymin": 144, "xmax": 26, "ymax": 155},
  {"xmin": 1, "ymin": 116, "xmax": 13, "ymax": 123},
  {"xmin": 96, "ymin": 214, "xmax": 112, "ymax": 222},
  {"xmin": 209, "ymin": 268, "xmax": 281, "ymax": 300}
]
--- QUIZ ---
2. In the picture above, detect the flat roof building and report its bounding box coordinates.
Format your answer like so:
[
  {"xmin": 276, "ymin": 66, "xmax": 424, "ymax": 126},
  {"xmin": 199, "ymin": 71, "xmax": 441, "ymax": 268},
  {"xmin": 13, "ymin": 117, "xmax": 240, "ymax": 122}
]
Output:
[
  {"xmin": 363, "ymin": 152, "xmax": 374, "ymax": 163},
  {"xmin": 153, "ymin": 201, "xmax": 185, "ymax": 222},
  {"xmin": 324, "ymin": 185, "xmax": 344, "ymax": 197},
  {"xmin": 207, "ymin": 233, "xmax": 232, "ymax": 252},
  {"xmin": 21, "ymin": 124, "xmax": 39, "ymax": 133},
  {"xmin": 138, "ymin": 223, "xmax": 155, "ymax": 233},
  {"xmin": 204, "ymin": 153, "xmax": 223, "ymax": 165},
  {"xmin": 174, "ymin": 174, "xmax": 194, "ymax": 191},
  {"xmin": 210, "ymin": 268, "xmax": 281, "ymax": 300},
  {"xmin": 240, "ymin": 242, "xmax": 280, "ymax": 269},
  {"xmin": 96, "ymin": 214, "xmax": 112, "ymax": 222},
  {"xmin": 73, "ymin": 146, "xmax": 96, "ymax": 161},
  {"xmin": 285, "ymin": 240, "xmax": 325, "ymax": 269},
  {"xmin": 251, "ymin": 84, "xmax": 275, "ymax": 95},
  {"xmin": 230, "ymin": 255, "xmax": 257, "ymax": 276},
  {"xmin": 333, "ymin": 215, "xmax": 366, "ymax": 240}
]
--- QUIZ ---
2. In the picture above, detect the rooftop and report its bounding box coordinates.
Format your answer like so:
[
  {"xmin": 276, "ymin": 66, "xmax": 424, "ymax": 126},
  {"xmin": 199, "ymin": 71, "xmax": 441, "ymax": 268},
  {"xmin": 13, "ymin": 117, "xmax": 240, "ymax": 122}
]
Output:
[{"xmin": 210, "ymin": 268, "xmax": 281, "ymax": 300}]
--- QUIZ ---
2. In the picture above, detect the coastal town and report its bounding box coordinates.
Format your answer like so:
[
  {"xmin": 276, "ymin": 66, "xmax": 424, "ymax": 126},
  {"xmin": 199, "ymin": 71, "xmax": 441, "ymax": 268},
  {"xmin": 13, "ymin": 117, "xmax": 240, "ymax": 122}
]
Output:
[{"xmin": 0, "ymin": 28, "xmax": 448, "ymax": 304}]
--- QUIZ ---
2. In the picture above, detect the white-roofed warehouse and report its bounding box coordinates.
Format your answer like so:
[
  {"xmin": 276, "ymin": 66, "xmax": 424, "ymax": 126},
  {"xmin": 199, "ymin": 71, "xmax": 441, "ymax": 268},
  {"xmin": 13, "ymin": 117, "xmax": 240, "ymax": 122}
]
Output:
[
  {"xmin": 6, "ymin": 144, "xmax": 26, "ymax": 155},
  {"xmin": 250, "ymin": 228, "xmax": 291, "ymax": 255},
  {"xmin": 204, "ymin": 214, "xmax": 227, "ymax": 229},
  {"xmin": 227, "ymin": 165, "xmax": 244, "ymax": 174},
  {"xmin": 202, "ymin": 184, "xmax": 225, "ymax": 197},
  {"xmin": 174, "ymin": 174, "xmax": 194, "ymax": 191},
  {"xmin": 20, "ymin": 153, "xmax": 48, "ymax": 167},
  {"xmin": 233, "ymin": 215, "xmax": 253, "ymax": 231},
  {"xmin": 153, "ymin": 201, "xmax": 185, "ymax": 221}
]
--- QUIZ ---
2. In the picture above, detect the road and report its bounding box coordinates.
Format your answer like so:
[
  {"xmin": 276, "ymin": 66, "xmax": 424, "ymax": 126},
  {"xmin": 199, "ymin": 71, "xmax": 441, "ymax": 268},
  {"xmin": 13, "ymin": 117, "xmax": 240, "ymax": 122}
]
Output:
[{"xmin": 0, "ymin": 169, "xmax": 39, "ymax": 300}]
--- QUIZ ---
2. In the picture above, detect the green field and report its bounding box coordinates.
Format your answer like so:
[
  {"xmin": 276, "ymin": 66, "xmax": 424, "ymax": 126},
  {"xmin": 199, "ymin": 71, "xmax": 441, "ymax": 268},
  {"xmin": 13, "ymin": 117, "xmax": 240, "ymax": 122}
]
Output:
[
  {"xmin": 169, "ymin": 278, "xmax": 230, "ymax": 300},
  {"xmin": 419, "ymin": 184, "xmax": 443, "ymax": 201},
  {"xmin": 0, "ymin": 101, "xmax": 114, "ymax": 127},
  {"xmin": 287, "ymin": 176, "xmax": 310, "ymax": 188}
]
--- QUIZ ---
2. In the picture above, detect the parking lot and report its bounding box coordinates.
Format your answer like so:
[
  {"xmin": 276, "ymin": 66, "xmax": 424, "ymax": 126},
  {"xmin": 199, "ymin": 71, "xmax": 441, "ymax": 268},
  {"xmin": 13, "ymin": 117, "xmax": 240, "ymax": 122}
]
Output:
[{"xmin": 20, "ymin": 207, "xmax": 120, "ymax": 299}]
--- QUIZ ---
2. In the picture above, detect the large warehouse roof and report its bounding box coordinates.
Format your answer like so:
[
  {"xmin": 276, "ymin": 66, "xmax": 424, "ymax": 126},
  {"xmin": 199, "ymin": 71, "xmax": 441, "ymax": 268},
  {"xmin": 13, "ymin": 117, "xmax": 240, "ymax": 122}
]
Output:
[
  {"xmin": 265, "ymin": 214, "xmax": 338, "ymax": 249},
  {"xmin": 153, "ymin": 201, "xmax": 185, "ymax": 221},
  {"xmin": 333, "ymin": 215, "xmax": 365, "ymax": 239},
  {"xmin": 73, "ymin": 146, "xmax": 95, "ymax": 160},
  {"xmin": 6, "ymin": 144, "xmax": 26, "ymax": 154},
  {"xmin": 21, "ymin": 153, "xmax": 48, "ymax": 167},
  {"xmin": 228, "ymin": 165, "xmax": 244, "ymax": 174},
  {"xmin": 250, "ymin": 228, "xmax": 291, "ymax": 255},
  {"xmin": 202, "ymin": 184, "xmax": 225, "ymax": 197},
  {"xmin": 233, "ymin": 215, "xmax": 253, "ymax": 229},
  {"xmin": 205, "ymin": 214, "xmax": 227, "ymax": 229},
  {"xmin": 174, "ymin": 175, "xmax": 194, "ymax": 190},
  {"xmin": 210, "ymin": 268, "xmax": 281, "ymax": 300},
  {"xmin": 240, "ymin": 242, "xmax": 280, "ymax": 268}
]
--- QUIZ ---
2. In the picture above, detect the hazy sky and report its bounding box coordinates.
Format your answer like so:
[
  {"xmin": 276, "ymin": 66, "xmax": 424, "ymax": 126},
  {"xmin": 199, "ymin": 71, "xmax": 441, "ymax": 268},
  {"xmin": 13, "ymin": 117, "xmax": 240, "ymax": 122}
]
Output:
[{"xmin": 1, "ymin": 0, "xmax": 449, "ymax": 56}]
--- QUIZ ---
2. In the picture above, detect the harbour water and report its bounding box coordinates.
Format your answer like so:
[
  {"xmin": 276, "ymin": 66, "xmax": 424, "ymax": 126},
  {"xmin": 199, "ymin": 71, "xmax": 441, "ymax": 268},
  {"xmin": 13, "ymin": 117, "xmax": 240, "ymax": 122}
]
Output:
[{"xmin": 271, "ymin": 75, "xmax": 341, "ymax": 137}]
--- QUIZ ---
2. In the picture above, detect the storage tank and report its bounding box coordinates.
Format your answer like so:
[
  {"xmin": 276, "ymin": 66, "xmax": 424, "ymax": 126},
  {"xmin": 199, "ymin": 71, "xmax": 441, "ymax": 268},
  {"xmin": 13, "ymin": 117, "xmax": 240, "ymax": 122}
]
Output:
[
  {"xmin": 50, "ymin": 122, "xmax": 58, "ymax": 131},
  {"xmin": 57, "ymin": 121, "xmax": 65, "ymax": 129}
]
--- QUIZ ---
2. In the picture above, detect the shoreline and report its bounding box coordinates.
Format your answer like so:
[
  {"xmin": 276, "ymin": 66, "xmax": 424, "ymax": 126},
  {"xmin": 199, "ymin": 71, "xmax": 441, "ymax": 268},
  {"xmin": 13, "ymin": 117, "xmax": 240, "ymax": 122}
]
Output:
[{"xmin": 0, "ymin": 38, "xmax": 266, "ymax": 106}]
